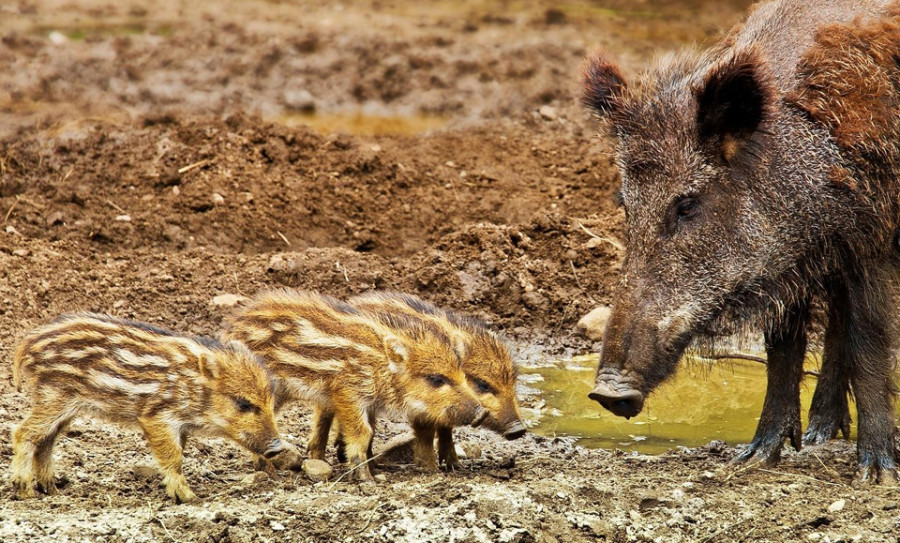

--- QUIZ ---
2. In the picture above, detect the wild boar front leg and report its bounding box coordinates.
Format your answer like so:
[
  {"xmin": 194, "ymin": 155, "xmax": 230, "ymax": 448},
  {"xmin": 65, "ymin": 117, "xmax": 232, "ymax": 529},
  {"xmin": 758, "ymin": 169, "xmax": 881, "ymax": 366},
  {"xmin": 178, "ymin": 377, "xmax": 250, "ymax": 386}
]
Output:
[
  {"xmin": 842, "ymin": 271, "xmax": 899, "ymax": 485},
  {"xmin": 138, "ymin": 416, "xmax": 197, "ymax": 503},
  {"xmin": 436, "ymin": 426, "xmax": 461, "ymax": 471},
  {"xmin": 735, "ymin": 301, "xmax": 809, "ymax": 465},
  {"xmin": 332, "ymin": 399, "xmax": 375, "ymax": 481},
  {"xmin": 804, "ymin": 282, "xmax": 852, "ymax": 445}
]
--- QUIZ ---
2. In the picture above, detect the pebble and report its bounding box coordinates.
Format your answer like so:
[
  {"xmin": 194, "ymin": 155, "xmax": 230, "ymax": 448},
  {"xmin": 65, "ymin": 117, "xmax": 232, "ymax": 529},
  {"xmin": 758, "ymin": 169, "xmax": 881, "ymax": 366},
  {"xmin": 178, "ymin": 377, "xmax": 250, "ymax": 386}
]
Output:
[
  {"xmin": 283, "ymin": 89, "xmax": 316, "ymax": 112},
  {"xmin": 576, "ymin": 306, "xmax": 612, "ymax": 341},
  {"xmin": 212, "ymin": 193, "xmax": 225, "ymax": 205},
  {"xmin": 241, "ymin": 471, "xmax": 269, "ymax": 485},
  {"xmin": 132, "ymin": 465, "xmax": 158, "ymax": 481},
  {"xmin": 115, "ymin": 214, "xmax": 132, "ymax": 222},
  {"xmin": 5, "ymin": 225, "xmax": 21, "ymax": 235},
  {"xmin": 459, "ymin": 442, "xmax": 482, "ymax": 460},
  {"xmin": 374, "ymin": 474, "xmax": 387, "ymax": 483},
  {"xmin": 301, "ymin": 459, "xmax": 333, "ymax": 482},
  {"xmin": 828, "ymin": 499, "xmax": 846, "ymax": 513},
  {"xmin": 210, "ymin": 293, "xmax": 249, "ymax": 308},
  {"xmin": 270, "ymin": 521, "xmax": 285, "ymax": 531},
  {"xmin": 807, "ymin": 533, "xmax": 822, "ymax": 541},
  {"xmin": 172, "ymin": 186, "xmax": 181, "ymax": 196},
  {"xmin": 12, "ymin": 249, "xmax": 29, "ymax": 257},
  {"xmin": 48, "ymin": 31, "xmax": 68, "ymax": 45},
  {"xmin": 539, "ymin": 105, "xmax": 558, "ymax": 121}
]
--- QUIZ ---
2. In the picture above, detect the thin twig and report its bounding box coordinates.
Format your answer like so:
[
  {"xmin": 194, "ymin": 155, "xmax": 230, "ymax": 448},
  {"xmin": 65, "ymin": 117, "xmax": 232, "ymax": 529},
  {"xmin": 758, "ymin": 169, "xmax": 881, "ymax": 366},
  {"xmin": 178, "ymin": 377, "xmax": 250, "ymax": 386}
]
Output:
[
  {"xmin": 697, "ymin": 353, "xmax": 820, "ymax": 377},
  {"xmin": 757, "ymin": 468, "xmax": 845, "ymax": 487},
  {"xmin": 3, "ymin": 197, "xmax": 19, "ymax": 223},
  {"xmin": 569, "ymin": 260, "xmax": 584, "ymax": 291},
  {"xmin": 177, "ymin": 159, "xmax": 212, "ymax": 174},
  {"xmin": 155, "ymin": 517, "xmax": 181, "ymax": 543},
  {"xmin": 576, "ymin": 222, "xmax": 624, "ymax": 251},
  {"xmin": 276, "ymin": 231, "xmax": 291, "ymax": 246},
  {"xmin": 327, "ymin": 452, "xmax": 383, "ymax": 489},
  {"xmin": 106, "ymin": 199, "xmax": 126, "ymax": 213},
  {"xmin": 810, "ymin": 452, "xmax": 844, "ymax": 482}
]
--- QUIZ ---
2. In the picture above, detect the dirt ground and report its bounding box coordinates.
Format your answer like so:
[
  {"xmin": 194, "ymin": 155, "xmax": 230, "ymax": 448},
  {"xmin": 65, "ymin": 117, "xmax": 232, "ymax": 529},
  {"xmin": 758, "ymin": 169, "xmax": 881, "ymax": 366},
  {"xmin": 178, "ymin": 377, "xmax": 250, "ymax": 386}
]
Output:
[{"xmin": 2, "ymin": 0, "xmax": 899, "ymax": 541}]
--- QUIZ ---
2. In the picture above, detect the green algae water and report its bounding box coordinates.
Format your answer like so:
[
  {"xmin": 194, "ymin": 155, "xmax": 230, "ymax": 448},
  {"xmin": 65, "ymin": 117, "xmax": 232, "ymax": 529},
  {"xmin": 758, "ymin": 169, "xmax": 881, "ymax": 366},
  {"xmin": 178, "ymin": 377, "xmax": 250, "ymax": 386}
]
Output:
[{"xmin": 523, "ymin": 353, "xmax": 885, "ymax": 455}]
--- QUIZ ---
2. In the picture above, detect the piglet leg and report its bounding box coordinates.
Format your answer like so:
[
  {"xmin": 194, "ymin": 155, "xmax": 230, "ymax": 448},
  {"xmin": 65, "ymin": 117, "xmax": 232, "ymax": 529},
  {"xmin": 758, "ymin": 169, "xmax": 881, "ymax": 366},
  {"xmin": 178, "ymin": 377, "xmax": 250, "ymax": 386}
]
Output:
[
  {"xmin": 139, "ymin": 416, "xmax": 197, "ymax": 503},
  {"xmin": 436, "ymin": 426, "xmax": 460, "ymax": 471}
]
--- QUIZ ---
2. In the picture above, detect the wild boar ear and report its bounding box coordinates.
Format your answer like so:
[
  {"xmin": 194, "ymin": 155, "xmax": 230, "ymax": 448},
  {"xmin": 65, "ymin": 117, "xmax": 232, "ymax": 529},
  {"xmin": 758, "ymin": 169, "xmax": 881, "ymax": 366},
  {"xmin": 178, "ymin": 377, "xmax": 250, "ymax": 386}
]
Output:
[
  {"xmin": 383, "ymin": 334, "xmax": 410, "ymax": 374},
  {"xmin": 581, "ymin": 50, "xmax": 627, "ymax": 118},
  {"xmin": 197, "ymin": 354, "xmax": 220, "ymax": 380},
  {"xmin": 695, "ymin": 50, "xmax": 773, "ymax": 159},
  {"xmin": 450, "ymin": 333, "xmax": 468, "ymax": 363}
]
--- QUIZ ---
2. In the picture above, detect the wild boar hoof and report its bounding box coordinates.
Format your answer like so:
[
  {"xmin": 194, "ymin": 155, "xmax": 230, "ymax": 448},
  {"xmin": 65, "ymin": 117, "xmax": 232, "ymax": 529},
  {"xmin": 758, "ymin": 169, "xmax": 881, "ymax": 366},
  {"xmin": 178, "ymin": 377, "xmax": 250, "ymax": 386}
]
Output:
[
  {"xmin": 803, "ymin": 411, "xmax": 852, "ymax": 446},
  {"xmin": 854, "ymin": 462, "xmax": 899, "ymax": 487},
  {"xmin": 13, "ymin": 481, "xmax": 37, "ymax": 500},
  {"xmin": 36, "ymin": 481, "xmax": 59, "ymax": 496}
]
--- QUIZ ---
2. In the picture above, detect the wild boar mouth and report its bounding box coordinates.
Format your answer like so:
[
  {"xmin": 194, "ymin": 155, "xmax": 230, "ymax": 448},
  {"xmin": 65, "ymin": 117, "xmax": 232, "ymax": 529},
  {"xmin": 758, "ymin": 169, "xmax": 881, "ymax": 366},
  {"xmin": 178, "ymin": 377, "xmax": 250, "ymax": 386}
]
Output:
[
  {"xmin": 588, "ymin": 373, "xmax": 645, "ymax": 419},
  {"xmin": 502, "ymin": 420, "xmax": 527, "ymax": 440}
]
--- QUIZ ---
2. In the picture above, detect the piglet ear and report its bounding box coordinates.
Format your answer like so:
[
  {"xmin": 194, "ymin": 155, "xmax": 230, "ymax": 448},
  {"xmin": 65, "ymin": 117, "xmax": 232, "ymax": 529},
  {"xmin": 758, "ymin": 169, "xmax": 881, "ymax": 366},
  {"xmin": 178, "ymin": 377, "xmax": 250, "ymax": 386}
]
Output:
[
  {"xmin": 383, "ymin": 334, "xmax": 410, "ymax": 374},
  {"xmin": 581, "ymin": 51, "xmax": 627, "ymax": 117},
  {"xmin": 198, "ymin": 354, "xmax": 220, "ymax": 380},
  {"xmin": 695, "ymin": 50, "xmax": 773, "ymax": 157},
  {"xmin": 450, "ymin": 332, "xmax": 468, "ymax": 363}
]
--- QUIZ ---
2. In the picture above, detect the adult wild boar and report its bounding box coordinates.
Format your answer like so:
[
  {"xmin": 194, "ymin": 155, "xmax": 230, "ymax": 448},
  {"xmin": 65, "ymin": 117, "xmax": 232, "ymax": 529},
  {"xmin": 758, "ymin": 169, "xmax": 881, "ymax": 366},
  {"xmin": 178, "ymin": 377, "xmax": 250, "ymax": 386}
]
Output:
[{"xmin": 582, "ymin": 0, "xmax": 900, "ymax": 482}]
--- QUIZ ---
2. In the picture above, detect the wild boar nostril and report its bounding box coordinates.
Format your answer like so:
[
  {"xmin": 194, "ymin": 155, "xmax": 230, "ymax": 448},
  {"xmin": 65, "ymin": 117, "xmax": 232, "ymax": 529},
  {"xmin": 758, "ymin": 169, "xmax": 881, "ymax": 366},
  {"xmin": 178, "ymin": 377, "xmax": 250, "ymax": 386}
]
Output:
[{"xmin": 588, "ymin": 384, "xmax": 644, "ymax": 419}]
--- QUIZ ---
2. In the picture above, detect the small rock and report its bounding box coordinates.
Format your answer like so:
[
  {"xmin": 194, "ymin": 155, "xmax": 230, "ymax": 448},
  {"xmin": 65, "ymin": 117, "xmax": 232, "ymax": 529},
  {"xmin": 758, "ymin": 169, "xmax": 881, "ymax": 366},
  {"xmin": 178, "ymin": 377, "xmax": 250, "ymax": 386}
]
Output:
[
  {"xmin": 48, "ymin": 31, "xmax": 68, "ymax": 45},
  {"xmin": 828, "ymin": 499, "xmax": 846, "ymax": 513},
  {"xmin": 701, "ymin": 471, "xmax": 715, "ymax": 480},
  {"xmin": 269, "ymin": 441, "xmax": 305, "ymax": 471},
  {"xmin": 270, "ymin": 521, "xmax": 285, "ymax": 531},
  {"xmin": 539, "ymin": 105, "xmax": 558, "ymax": 121},
  {"xmin": 454, "ymin": 444, "xmax": 467, "ymax": 460},
  {"xmin": 370, "ymin": 145, "xmax": 382, "ymax": 152},
  {"xmin": 374, "ymin": 474, "xmax": 387, "ymax": 483},
  {"xmin": 211, "ymin": 193, "xmax": 225, "ymax": 205},
  {"xmin": 807, "ymin": 533, "xmax": 822, "ymax": 541},
  {"xmin": 5, "ymin": 225, "xmax": 21, "ymax": 235},
  {"xmin": 283, "ymin": 89, "xmax": 316, "ymax": 112},
  {"xmin": 113, "ymin": 299, "xmax": 126, "ymax": 309},
  {"xmin": 301, "ymin": 459, "xmax": 333, "ymax": 482},
  {"xmin": 629, "ymin": 510, "xmax": 642, "ymax": 523},
  {"xmin": 115, "ymin": 214, "xmax": 132, "ymax": 222},
  {"xmin": 172, "ymin": 186, "xmax": 181, "ymax": 196},
  {"xmin": 576, "ymin": 306, "xmax": 612, "ymax": 341},
  {"xmin": 241, "ymin": 471, "xmax": 269, "ymax": 485},
  {"xmin": 12, "ymin": 249, "xmax": 29, "ymax": 257},
  {"xmin": 459, "ymin": 442, "xmax": 482, "ymax": 460},
  {"xmin": 211, "ymin": 293, "xmax": 249, "ymax": 308},
  {"xmin": 132, "ymin": 465, "xmax": 157, "ymax": 481}
]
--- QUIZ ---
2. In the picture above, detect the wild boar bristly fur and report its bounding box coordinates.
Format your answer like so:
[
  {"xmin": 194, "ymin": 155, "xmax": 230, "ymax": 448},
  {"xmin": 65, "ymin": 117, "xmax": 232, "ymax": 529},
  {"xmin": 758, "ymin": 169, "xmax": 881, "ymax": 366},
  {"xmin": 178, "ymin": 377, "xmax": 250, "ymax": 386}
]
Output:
[
  {"xmin": 10, "ymin": 313, "xmax": 284, "ymax": 503},
  {"xmin": 582, "ymin": 0, "xmax": 900, "ymax": 483},
  {"xmin": 223, "ymin": 289, "xmax": 485, "ymax": 481}
]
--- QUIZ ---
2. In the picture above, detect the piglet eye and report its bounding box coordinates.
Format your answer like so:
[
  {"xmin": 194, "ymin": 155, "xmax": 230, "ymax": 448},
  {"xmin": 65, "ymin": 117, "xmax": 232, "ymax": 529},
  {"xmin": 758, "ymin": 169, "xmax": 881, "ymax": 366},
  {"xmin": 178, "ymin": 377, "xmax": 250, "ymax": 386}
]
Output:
[
  {"xmin": 426, "ymin": 374, "xmax": 449, "ymax": 388},
  {"xmin": 234, "ymin": 397, "xmax": 255, "ymax": 413},
  {"xmin": 675, "ymin": 197, "xmax": 699, "ymax": 222},
  {"xmin": 471, "ymin": 377, "xmax": 495, "ymax": 395}
]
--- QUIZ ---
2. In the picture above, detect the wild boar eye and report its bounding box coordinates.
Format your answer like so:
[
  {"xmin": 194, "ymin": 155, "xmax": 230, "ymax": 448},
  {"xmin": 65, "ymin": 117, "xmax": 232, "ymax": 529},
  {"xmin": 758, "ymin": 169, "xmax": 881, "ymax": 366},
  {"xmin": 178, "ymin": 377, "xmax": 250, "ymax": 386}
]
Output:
[
  {"xmin": 426, "ymin": 374, "xmax": 450, "ymax": 388},
  {"xmin": 471, "ymin": 377, "xmax": 496, "ymax": 395},
  {"xmin": 675, "ymin": 197, "xmax": 699, "ymax": 222},
  {"xmin": 233, "ymin": 397, "xmax": 256, "ymax": 413}
]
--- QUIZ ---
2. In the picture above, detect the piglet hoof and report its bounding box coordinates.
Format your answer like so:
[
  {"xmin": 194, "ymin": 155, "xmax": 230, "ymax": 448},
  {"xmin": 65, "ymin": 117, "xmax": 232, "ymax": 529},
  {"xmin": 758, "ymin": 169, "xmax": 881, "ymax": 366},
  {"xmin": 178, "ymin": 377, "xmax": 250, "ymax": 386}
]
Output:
[
  {"xmin": 439, "ymin": 449, "xmax": 461, "ymax": 472},
  {"xmin": 12, "ymin": 481, "xmax": 36, "ymax": 500},
  {"xmin": 415, "ymin": 456, "xmax": 440, "ymax": 473},
  {"xmin": 170, "ymin": 486, "xmax": 199, "ymax": 505},
  {"xmin": 36, "ymin": 480, "xmax": 59, "ymax": 496}
]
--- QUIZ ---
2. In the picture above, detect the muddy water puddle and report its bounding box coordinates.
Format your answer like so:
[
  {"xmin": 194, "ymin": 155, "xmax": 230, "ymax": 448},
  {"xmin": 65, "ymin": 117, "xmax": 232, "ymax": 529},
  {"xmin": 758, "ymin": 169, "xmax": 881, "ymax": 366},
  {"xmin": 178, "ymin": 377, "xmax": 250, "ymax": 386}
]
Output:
[
  {"xmin": 522, "ymin": 353, "xmax": 886, "ymax": 455},
  {"xmin": 269, "ymin": 112, "xmax": 450, "ymax": 136}
]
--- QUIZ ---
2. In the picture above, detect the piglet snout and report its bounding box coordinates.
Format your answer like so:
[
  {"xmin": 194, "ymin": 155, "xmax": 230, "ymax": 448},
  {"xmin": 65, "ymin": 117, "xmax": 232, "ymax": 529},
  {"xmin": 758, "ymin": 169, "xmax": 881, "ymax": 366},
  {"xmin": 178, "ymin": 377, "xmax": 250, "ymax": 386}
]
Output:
[{"xmin": 262, "ymin": 438, "xmax": 286, "ymax": 459}]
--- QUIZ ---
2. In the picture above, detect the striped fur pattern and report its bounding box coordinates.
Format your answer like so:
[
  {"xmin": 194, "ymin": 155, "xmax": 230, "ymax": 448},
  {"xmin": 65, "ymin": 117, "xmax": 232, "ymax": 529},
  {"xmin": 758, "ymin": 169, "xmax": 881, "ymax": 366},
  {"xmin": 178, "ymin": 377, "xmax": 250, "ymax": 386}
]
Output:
[
  {"xmin": 223, "ymin": 289, "xmax": 485, "ymax": 481},
  {"xmin": 348, "ymin": 291, "xmax": 525, "ymax": 471},
  {"xmin": 10, "ymin": 313, "xmax": 283, "ymax": 503}
]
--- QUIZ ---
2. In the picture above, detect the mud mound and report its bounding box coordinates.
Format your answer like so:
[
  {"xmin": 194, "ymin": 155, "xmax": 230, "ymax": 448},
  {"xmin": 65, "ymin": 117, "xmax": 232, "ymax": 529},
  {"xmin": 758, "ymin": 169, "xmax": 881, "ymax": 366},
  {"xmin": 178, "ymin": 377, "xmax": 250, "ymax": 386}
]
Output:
[{"xmin": 1, "ymin": 113, "xmax": 617, "ymax": 258}]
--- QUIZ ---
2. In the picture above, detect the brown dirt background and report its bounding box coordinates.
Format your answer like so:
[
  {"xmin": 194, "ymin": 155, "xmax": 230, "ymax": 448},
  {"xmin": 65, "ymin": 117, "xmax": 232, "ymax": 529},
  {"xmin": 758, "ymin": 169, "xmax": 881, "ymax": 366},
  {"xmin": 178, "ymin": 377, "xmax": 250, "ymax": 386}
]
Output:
[{"xmin": 1, "ymin": 1, "xmax": 898, "ymax": 541}]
